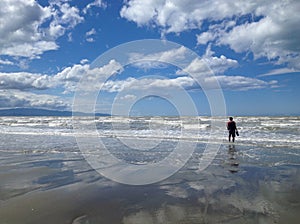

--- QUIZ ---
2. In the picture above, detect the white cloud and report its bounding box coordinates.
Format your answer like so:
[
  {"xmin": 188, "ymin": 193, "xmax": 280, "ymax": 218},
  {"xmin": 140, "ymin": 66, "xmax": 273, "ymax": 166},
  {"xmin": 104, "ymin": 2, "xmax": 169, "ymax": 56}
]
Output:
[
  {"xmin": 58, "ymin": 2, "xmax": 83, "ymax": 27},
  {"xmin": 0, "ymin": 68, "xmax": 277, "ymax": 97},
  {"xmin": 120, "ymin": 0, "xmax": 256, "ymax": 33},
  {"xmin": 0, "ymin": 89, "xmax": 69, "ymax": 110},
  {"xmin": 83, "ymin": 0, "xmax": 107, "ymax": 14},
  {"xmin": 0, "ymin": 72, "xmax": 54, "ymax": 90},
  {"xmin": 207, "ymin": 55, "xmax": 238, "ymax": 73},
  {"xmin": 202, "ymin": 46, "xmax": 238, "ymax": 74},
  {"xmin": 179, "ymin": 46, "xmax": 238, "ymax": 77},
  {"xmin": 120, "ymin": 0, "xmax": 300, "ymax": 69},
  {"xmin": 128, "ymin": 46, "xmax": 190, "ymax": 70},
  {"xmin": 219, "ymin": 17, "xmax": 278, "ymax": 57},
  {"xmin": 120, "ymin": 0, "xmax": 162, "ymax": 27},
  {"xmin": 218, "ymin": 4, "xmax": 300, "ymax": 68},
  {"xmin": 0, "ymin": 57, "xmax": 277, "ymax": 110},
  {"xmin": 103, "ymin": 76, "xmax": 195, "ymax": 93},
  {"xmin": 178, "ymin": 57, "xmax": 211, "ymax": 77},
  {"xmin": 0, "ymin": 60, "xmax": 124, "ymax": 93},
  {"xmin": 67, "ymin": 32, "xmax": 73, "ymax": 42},
  {"xmin": 86, "ymin": 38, "xmax": 94, "ymax": 42},
  {"xmin": 54, "ymin": 64, "xmax": 90, "ymax": 92},
  {"xmin": 196, "ymin": 20, "xmax": 236, "ymax": 45},
  {"xmin": 85, "ymin": 28, "xmax": 97, "ymax": 42},
  {"xmin": 0, "ymin": 0, "xmax": 83, "ymax": 58},
  {"xmin": 0, "ymin": 60, "xmax": 124, "ymax": 109},
  {"xmin": 49, "ymin": 50, "xmax": 265, "ymax": 94},
  {"xmin": 101, "ymin": 74, "xmax": 275, "ymax": 93},
  {"xmin": 86, "ymin": 28, "xmax": 97, "ymax": 36},
  {"xmin": 0, "ymin": 59, "xmax": 14, "ymax": 65},
  {"xmin": 55, "ymin": 59, "xmax": 124, "ymax": 93},
  {"xmin": 130, "ymin": 46, "xmax": 187, "ymax": 62},
  {"xmin": 257, "ymin": 68, "xmax": 300, "ymax": 77},
  {"xmin": 197, "ymin": 32, "xmax": 215, "ymax": 45},
  {"xmin": 130, "ymin": 61, "xmax": 169, "ymax": 70},
  {"xmin": 120, "ymin": 94, "xmax": 137, "ymax": 101},
  {"xmin": 207, "ymin": 75, "xmax": 277, "ymax": 91},
  {"xmin": 80, "ymin": 59, "xmax": 89, "ymax": 64},
  {"xmin": 2, "ymin": 41, "xmax": 58, "ymax": 59}
]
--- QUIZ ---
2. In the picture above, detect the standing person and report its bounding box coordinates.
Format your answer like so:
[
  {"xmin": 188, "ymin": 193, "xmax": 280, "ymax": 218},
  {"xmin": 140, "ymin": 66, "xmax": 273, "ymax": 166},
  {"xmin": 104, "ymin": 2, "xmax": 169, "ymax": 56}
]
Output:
[{"xmin": 227, "ymin": 117, "xmax": 238, "ymax": 142}]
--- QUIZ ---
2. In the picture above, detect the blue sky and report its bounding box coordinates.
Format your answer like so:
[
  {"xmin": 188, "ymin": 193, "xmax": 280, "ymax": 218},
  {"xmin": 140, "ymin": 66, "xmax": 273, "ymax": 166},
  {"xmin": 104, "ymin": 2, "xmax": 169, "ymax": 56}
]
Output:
[{"xmin": 0, "ymin": 0, "xmax": 299, "ymax": 116}]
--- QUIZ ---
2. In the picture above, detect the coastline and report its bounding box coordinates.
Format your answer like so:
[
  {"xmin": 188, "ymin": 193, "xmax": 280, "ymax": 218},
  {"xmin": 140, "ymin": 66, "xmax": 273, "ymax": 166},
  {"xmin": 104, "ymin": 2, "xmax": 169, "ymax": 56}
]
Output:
[{"xmin": 0, "ymin": 116, "xmax": 299, "ymax": 223}]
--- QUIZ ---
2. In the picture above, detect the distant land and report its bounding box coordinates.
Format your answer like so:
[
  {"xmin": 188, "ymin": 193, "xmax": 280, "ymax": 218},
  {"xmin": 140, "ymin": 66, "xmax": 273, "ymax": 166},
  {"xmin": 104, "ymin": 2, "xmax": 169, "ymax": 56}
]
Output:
[{"xmin": 0, "ymin": 108, "xmax": 110, "ymax": 116}]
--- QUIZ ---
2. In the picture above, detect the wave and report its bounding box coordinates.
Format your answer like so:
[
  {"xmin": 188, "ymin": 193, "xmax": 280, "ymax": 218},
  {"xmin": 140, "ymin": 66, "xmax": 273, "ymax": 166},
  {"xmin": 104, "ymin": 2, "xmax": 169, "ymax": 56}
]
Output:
[{"xmin": 0, "ymin": 116, "xmax": 299, "ymax": 148}]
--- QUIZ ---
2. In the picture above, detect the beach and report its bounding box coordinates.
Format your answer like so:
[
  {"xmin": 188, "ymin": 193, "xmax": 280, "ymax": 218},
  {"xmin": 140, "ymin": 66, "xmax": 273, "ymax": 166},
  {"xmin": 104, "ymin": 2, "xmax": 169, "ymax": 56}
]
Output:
[{"xmin": 0, "ymin": 116, "xmax": 300, "ymax": 223}]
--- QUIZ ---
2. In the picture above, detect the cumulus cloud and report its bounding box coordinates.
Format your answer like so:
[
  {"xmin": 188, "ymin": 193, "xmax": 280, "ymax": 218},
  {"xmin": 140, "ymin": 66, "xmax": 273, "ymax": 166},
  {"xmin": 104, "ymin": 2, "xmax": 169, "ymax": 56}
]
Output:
[
  {"xmin": 120, "ymin": 0, "xmax": 300, "ymax": 69},
  {"xmin": 197, "ymin": 32, "xmax": 215, "ymax": 45},
  {"xmin": 0, "ymin": 49, "xmax": 263, "ymax": 95},
  {"xmin": 103, "ymin": 76, "xmax": 196, "ymax": 93},
  {"xmin": 120, "ymin": 0, "xmax": 256, "ymax": 33},
  {"xmin": 218, "ymin": 6, "xmax": 300, "ymax": 68},
  {"xmin": 0, "ymin": 0, "xmax": 83, "ymax": 58},
  {"xmin": 178, "ymin": 46, "xmax": 238, "ymax": 77},
  {"xmin": 0, "ymin": 59, "xmax": 123, "ymax": 92},
  {"xmin": 100, "ymin": 74, "xmax": 275, "ymax": 93},
  {"xmin": 196, "ymin": 20, "xmax": 236, "ymax": 45},
  {"xmin": 0, "ymin": 59, "xmax": 277, "ymax": 110},
  {"xmin": 0, "ymin": 59, "xmax": 125, "ymax": 109},
  {"xmin": 0, "ymin": 69, "xmax": 277, "ymax": 107},
  {"xmin": 128, "ymin": 45, "xmax": 232, "ymax": 75},
  {"xmin": 0, "ymin": 90, "xmax": 69, "ymax": 110},
  {"xmin": 0, "ymin": 72, "xmax": 54, "ymax": 90},
  {"xmin": 55, "ymin": 59, "xmax": 124, "ymax": 93}
]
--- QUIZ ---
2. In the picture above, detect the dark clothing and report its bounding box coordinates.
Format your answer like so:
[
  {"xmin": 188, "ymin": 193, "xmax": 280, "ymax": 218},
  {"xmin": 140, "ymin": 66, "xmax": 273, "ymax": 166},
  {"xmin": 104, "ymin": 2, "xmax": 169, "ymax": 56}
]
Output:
[
  {"xmin": 227, "ymin": 121, "xmax": 237, "ymax": 137},
  {"xmin": 227, "ymin": 121, "xmax": 237, "ymax": 132},
  {"xmin": 229, "ymin": 130, "xmax": 236, "ymax": 137}
]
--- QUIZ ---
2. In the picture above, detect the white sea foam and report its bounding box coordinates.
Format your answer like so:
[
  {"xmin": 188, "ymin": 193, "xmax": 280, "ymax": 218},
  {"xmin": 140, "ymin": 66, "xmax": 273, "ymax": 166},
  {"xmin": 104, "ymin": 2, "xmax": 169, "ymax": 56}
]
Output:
[{"xmin": 0, "ymin": 116, "xmax": 299, "ymax": 149}]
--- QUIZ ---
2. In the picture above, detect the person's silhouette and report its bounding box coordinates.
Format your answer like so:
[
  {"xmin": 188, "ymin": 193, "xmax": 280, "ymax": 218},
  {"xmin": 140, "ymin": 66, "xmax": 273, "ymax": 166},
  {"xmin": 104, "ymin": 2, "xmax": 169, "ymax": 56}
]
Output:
[{"xmin": 227, "ymin": 117, "xmax": 238, "ymax": 142}]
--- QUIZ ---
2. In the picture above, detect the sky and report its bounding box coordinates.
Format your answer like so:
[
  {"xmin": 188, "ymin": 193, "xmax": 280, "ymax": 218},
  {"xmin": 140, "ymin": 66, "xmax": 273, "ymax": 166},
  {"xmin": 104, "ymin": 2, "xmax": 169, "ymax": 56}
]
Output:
[{"xmin": 0, "ymin": 0, "xmax": 300, "ymax": 116}]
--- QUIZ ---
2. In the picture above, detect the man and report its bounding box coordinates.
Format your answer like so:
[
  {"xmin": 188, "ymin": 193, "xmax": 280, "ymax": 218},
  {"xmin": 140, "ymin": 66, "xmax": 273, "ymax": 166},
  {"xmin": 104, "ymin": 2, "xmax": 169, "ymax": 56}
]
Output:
[{"xmin": 227, "ymin": 117, "xmax": 238, "ymax": 142}]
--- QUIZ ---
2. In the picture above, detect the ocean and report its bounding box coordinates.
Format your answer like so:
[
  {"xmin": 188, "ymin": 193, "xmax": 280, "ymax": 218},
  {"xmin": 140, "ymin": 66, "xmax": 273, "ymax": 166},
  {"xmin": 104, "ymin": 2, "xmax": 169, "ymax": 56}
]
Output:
[{"xmin": 0, "ymin": 116, "xmax": 299, "ymax": 223}]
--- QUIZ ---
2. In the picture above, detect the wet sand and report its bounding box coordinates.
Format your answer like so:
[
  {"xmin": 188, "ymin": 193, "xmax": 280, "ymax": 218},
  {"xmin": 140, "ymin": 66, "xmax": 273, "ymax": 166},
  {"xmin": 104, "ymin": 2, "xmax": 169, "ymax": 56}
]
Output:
[{"xmin": 1, "ymin": 143, "xmax": 300, "ymax": 224}]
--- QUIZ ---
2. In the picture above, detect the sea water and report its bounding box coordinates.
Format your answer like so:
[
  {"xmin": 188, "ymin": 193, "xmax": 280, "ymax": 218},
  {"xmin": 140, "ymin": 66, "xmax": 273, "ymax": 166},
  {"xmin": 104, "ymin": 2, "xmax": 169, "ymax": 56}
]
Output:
[{"xmin": 0, "ymin": 116, "xmax": 299, "ymax": 223}]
